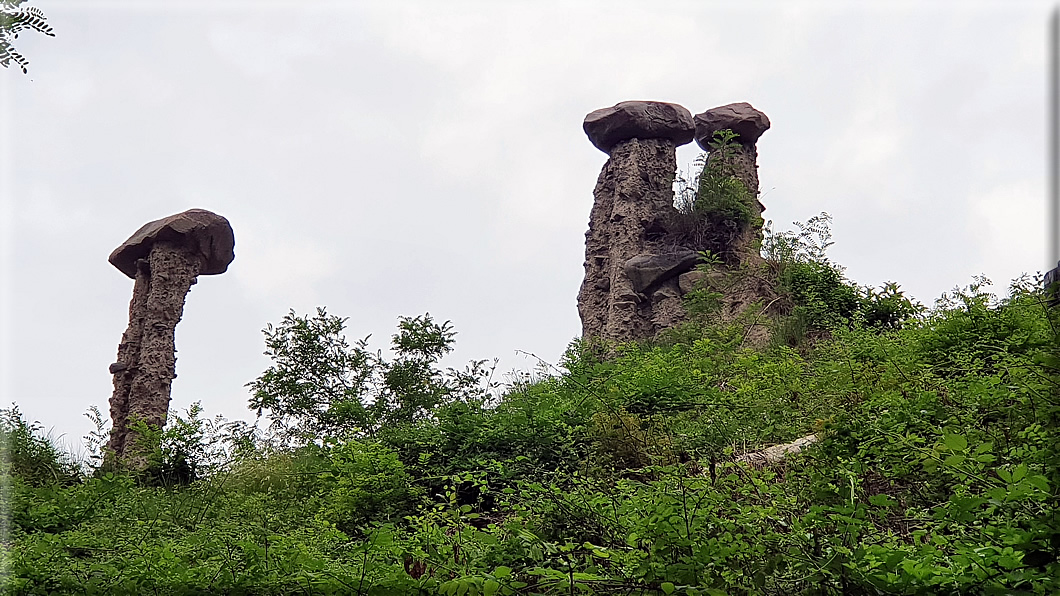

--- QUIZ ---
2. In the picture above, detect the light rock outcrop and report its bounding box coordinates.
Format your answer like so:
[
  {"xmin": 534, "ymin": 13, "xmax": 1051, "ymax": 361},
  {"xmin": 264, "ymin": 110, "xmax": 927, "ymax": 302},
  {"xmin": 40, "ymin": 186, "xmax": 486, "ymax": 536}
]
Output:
[
  {"xmin": 735, "ymin": 434, "xmax": 819, "ymax": 468},
  {"xmin": 106, "ymin": 208, "xmax": 234, "ymax": 469}
]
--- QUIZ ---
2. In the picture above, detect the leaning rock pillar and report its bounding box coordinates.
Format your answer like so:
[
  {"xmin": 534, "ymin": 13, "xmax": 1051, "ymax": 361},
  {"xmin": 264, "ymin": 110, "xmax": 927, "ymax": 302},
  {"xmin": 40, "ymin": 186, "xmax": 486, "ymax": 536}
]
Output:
[
  {"xmin": 577, "ymin": 101, "xmax": 696, "ymax": 344},
  {"xmin": 106, "ymin": 209, "xmax": 235, "ymax": 469}
]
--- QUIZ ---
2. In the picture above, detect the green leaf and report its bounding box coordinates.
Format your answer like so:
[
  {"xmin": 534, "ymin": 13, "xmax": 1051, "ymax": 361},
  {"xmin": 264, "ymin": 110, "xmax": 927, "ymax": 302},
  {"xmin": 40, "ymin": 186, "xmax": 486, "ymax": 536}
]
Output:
[
  {"xmin": 492, "ymin": 566, "xmax": 512, "ymax": 579},
  {"xmin": 986, "ymin": 486, "xmax": 1008, "ymax": 502},
  {"xmin": 661, "ymin": 582, "xmax": 676, "ymax": 594},
  {"xmin": 868, "ymin": 494, "xmax": 894, "ymax": 507},
  {"xmin": 1026, "ymin": 475, "xmax": 1050, "ymax": 493},
  {"xmin": 1010, "ymin": 464, "xmax": 1027, "ymax": 483},
  {"xmin": 943, "ymin": 454, "xmax": 966, "ymax": 467},
  {"xmin": 943, "ymin": 433, "xmax": 967, "ymax": 451},
  {"xmin": 484, "ymin": 580, "xmax": 500, "ymax": 596}
]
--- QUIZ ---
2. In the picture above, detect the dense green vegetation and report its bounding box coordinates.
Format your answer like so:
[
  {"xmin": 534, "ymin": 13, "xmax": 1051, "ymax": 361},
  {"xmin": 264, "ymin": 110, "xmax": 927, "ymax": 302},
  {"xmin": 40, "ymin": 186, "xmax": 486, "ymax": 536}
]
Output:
[{"xmin": 2, "ymin": 219, "xmax": 1058, "ymax": 595}]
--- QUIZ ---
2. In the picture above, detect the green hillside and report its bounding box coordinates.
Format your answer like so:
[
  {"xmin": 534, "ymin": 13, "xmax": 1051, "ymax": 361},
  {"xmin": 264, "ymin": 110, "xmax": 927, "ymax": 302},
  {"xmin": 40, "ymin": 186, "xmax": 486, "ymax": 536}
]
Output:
[{"xmin": 2, "ymin": 218, "xmax": 1058, "ymax": 595}]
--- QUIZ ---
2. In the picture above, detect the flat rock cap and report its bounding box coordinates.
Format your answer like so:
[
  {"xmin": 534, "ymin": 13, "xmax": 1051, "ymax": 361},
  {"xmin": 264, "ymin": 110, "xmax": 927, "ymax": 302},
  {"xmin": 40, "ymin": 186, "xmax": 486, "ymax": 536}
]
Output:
[
  {"xmin": 109, "ymin": 208, "xmax": 235, "ymax": 279},
  {"xmin": 694, "ymin": 102, "xmax": 770, "ymax": 149},
  {"xmin": 583, "ymin": 101, "xmax": 695, "ymax": 154}
]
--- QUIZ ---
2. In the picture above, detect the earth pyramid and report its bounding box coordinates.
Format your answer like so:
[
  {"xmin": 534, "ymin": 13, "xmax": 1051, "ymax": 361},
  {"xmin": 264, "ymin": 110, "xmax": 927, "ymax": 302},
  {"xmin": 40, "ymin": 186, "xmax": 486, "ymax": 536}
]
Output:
[
  {"xmin": 106, "ymin": 208, "xmax": 235, "ymax": 469},
  {"xmin": 577, "ymin": 100, "xmax": 772, "ymax": 344}
]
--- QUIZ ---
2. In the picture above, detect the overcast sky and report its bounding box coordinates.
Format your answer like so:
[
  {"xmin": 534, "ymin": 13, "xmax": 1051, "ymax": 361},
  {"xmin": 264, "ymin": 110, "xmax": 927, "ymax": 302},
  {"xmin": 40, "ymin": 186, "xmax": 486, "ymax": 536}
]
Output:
[{"xmin": 1, "ymin": 1, "xmax": 1056, "ymax": 455}]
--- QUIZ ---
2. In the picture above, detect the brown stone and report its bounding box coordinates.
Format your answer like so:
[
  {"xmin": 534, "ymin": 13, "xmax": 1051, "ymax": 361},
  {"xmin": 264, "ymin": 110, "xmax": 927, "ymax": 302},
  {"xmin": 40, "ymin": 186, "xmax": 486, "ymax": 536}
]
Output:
[
  {"xmin": 109, "ymin": 209, "xmax": 235, "ymax": 279},
  {"xmin": 1045, "ymin": 261, "xmax": 1060, "ymax": 307},
  {"xmin": 649, "ymin": 282, "xmax": 686, "ymax": 330},
  {"xmin": 577, "ymin": 138, "xmax": 683, "ymax": 342},
  {"xmin": 577, "ymin": 100, "xmax": 777, "ymax": 346},
  {"xmin": 678, "ymin": 270, "xmax": 708, "ymax": 294},
  {"xmin": 623, "ymin": 251, "xmax": 699, "ymax": 293},
  {"xmin": 106, "ymin": 208, "xmax": 234, "ymax": 470},
  {"xmin": 693, "ymin": 102, "xmax": 770, "ymax": 149},
  {"xmin": 583, "ymin": 101, "xmax": 695, "ymax": 154}
]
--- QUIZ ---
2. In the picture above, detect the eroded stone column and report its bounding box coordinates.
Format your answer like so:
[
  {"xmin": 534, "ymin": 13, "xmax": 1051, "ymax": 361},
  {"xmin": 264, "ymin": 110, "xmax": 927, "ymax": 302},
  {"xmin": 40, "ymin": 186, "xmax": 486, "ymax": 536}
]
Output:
[
  {"xmin": 577, "ymin": 101, "xmax": 696, "ymax": 344},
  {"xmin": 106, "ymin": 209, "xmax": 235, "ymax": 469},
  {"xmin": 693, "ymin": 103, "xmax": 771, "ymax": 265}
]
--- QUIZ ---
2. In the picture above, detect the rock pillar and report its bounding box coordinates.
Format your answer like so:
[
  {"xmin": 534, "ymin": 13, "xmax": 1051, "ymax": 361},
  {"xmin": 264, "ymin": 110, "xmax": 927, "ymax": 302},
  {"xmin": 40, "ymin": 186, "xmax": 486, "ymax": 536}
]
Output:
[
  {"xmin": 106, "ymin": 209, "xmax": 235, "ymax": 469},
  {"xmin": 577, "ymin": 101, "xmax": 696, "ymax": 343},
  {"xmin": 692, "ymin": 102, "xmax": 771, "ymax": 265}
]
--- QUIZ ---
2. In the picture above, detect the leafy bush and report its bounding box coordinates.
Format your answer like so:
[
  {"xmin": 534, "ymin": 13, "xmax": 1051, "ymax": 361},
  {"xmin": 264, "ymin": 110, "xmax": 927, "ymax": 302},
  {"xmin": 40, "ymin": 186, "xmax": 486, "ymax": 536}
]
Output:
[
  {"xmin": 858, "ymin": 281, "xmax": 922, "ymax": 330},
  {"xmin": 763, "ymin": 213, "xmax": 922, "ymax": 347},
  {"xmin": 246, "ymin": 307, "xmax": 378, "ymax": 442},
  {"xmin": 913, "ymin": 276, "xmax": 1051, "ymax": 378},
  {"xmin": 0, "ymin": 405, "xmax": 79, "ymax": 487},
  {"xmin": 669, "ymin": 130, "xmax": 761, "ymax": 260},
  {"xmin": 247, "ymin": 308, "xmax": 493, "ymax": 445},
  {"xmin": 689, "ymin": 130, "xmax": 757, "ymax": 228},
  {"xmin": 317, "ymin": 441, "xmax": 424, "ymax": 535}
]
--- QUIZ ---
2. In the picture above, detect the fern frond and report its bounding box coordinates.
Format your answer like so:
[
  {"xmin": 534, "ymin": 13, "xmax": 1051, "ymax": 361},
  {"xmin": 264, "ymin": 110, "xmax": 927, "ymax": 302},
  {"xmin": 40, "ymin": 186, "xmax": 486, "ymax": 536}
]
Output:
[
  {"xmin": 0, "ymin": 1, "xmax": 53, "ymax": 73},
  {"xmin": 1, "ymin": 5, "xmax": 53, "ymax": 37},
  {"xmin": 0, "ymin": 38, "xmax": 29, "ymax": 73}
]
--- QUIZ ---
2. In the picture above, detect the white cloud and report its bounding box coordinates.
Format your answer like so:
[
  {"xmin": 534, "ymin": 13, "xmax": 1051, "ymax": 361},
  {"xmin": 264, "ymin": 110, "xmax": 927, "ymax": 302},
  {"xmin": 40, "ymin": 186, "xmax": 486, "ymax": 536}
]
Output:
[
  {"xmin": 968, "ymin": 181, "xmax": 1047, "ymax": 283},
  {"xmin": 16, "ymin": 184, "xmax": 98, "ymax": 234},
  {"xmin": 820, "ymin": 87, "xmax": 909, "ymax": 211},
  {"xmin": 232, "ymin": 223, "xmax": 338, "ymax": 307},
  {"xmin": 39, "ymin": 65, "xmax": 96, "ymax": 114},
  {"xmin": 207, "ymin": 18, "xmax": 326, "ymax": 81}
]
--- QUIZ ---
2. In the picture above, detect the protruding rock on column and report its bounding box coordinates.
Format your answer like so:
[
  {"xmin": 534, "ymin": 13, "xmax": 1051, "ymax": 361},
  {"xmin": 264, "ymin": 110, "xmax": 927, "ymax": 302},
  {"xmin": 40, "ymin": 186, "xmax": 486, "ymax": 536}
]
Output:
[
  {"xmin": 694, "ymin": 102, "xmax": 770, "ymax": 146},
  {"xmin": 106, "ymin": 208, "xmax": 234, "ymax": 469},
  {"xmin": 1045, "ymin": 260, "xmax": 1060, "ymax": 308},
  {"xmin": 577, "ymin": 101, "xmax": 697, "ymax": 344}
]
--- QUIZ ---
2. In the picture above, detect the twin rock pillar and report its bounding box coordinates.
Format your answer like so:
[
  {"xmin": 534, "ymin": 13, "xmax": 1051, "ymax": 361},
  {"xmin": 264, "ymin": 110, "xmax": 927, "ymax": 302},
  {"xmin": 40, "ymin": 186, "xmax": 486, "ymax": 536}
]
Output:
[{"xmin": 576, "ymin": 100, "xmax": 770, "ymax": 345}]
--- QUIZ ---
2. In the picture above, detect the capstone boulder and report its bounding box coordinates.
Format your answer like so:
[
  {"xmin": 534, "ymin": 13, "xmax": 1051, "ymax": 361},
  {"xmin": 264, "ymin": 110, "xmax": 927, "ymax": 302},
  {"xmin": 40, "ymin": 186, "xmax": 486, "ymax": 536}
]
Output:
[
  {"xmin": 694, "ymin": 102, "xmax": 771, "ymax": 148},
  {"xmin": 109, "ymin": 209, "xmax": 235, "ymax": 279},
  {"xmin": 584, "ymin": 101, "xmax": 695, "ymax": 154}
]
